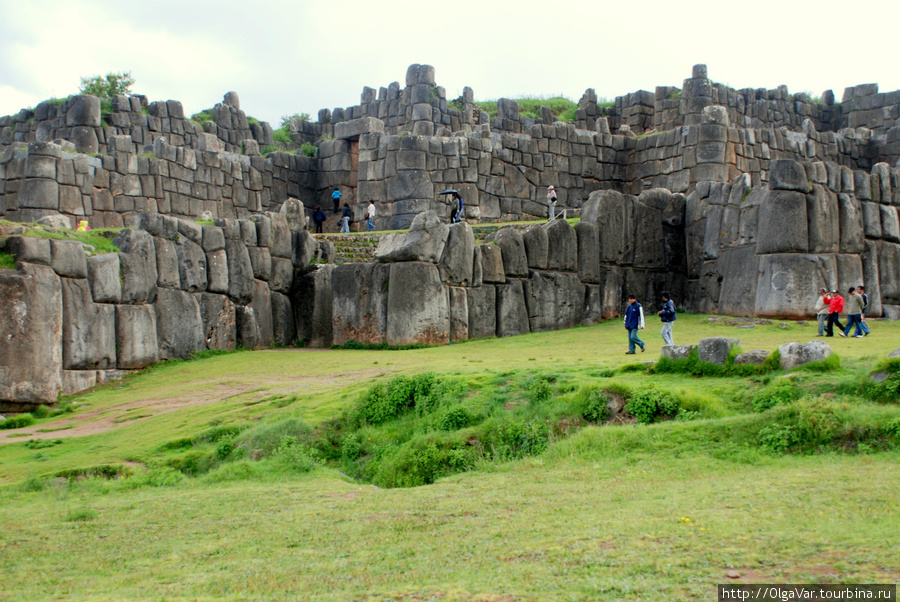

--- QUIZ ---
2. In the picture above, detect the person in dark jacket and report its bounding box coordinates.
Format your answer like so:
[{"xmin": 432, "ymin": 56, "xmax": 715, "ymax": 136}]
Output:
[
  {"xmin": 340, "ymin": 203, "xmax": 352, "ymax": 233},
  {"xmin": 312, "ymin": 206, "xmax": 326, "ymax": 233},
  {"xmin": 624, "ymin": 294, "xmax": 645, "ymax": 354},
  {"xmin": 858, "ymin": 285, "xmax": 871, "ymax": 336},
  {"xmin": 450, "ymin": 192, "xmax": 464, "ymax": 223},
  {"xmin": 657, "ymin": 292, "xmax": 676, "ymax": 346}
]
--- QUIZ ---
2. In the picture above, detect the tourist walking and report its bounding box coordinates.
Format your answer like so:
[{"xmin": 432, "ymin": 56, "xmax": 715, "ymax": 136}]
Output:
[
  {"xmin": 858, "ymin": 285, "xmax": 871, "ymax": 336},
  {"xmin": 657, "ymin": 292, "xmax": 676, "ymax": 346},
  {"xmin": 815, "ymin": 288, "xmax": 829, "ymax": 336},
  {"xmin": 365, "ymin": 200, "xmax": 376, "ymax": 232},
  {"xmin": 842, "ymin": 287, "xmax": 865, "ymax": 338},
  {"xmin": 450, "ymin": 192, "xmax": 464, "ymax": 223},
  {"xmin": 312, "ymin": 206, "xmax": 326, "ymax": 233},
  {"xmin": 340, "ymin": 203, "xmax": 352, "ymax": 234},
  {"xmin": 332, "ymin": 188, "xmax": 342, "ymax": 213},
  {"xmin": 624, "ymin": 294, "xmax": 645, "ymax": 354},
  {"xmin": 825, "ymin": 290, "xmax": 845, "ymax": 337},
  {"xmin": 547, "ymin": 185, "xmax": 558, "ymax": 221}
]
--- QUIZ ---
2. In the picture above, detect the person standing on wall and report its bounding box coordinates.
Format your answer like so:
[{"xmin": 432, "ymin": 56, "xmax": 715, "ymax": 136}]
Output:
[
  {"xmin": 312, "ymin": 206, "xmax": 326, "ymax": 234},
  {"xmin": 842, "ymin": 287, "xmax": 865, "ymax": 338},
  {"xmin": 624, "ymin": 294, "xmax": 645, "ymax": 354},
  {"xmin": 825, "ymin": 289, "xmax": 845, "ymax": 337},
  {"xmin": 858, "ymin": 285, "xmax": 871, "ymax": 336},
  {"xmin": 340, "ymin": 203, "xmax": 352, "ymax": 234},
  {"xmin": 332, "ymin": 188, "xmax": 341, "ymax": 213},
  {"xmin": 657, "ymin": 291, "xmax": 676, "ymax": 346},
  {"xmin": 814, "ymin": 288, "xmax": 829, "ymax": 336},
  {"xmin": 547, "ymin": 185, "xmax": 558, "ymax": 222},
  {"xmin": 451, "ymin": 192, "xmax": 464, "ymax": 223},
  {"xmin": 365, "ymin": 200, "xmax": 376, "ymax": 232}
]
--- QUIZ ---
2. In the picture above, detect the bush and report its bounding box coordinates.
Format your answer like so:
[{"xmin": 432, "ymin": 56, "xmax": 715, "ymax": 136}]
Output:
[
  {"xmin": 353, "ymin": 373, "xmax": 451, "ymax": 426},
  {"xmin": 795, "ymin": 399, "xmax": 841, "ymax": 446},
  {"xmin": 234, "ymin": 417, "xmax": 312, "ymax": 459},
  {"xmin": 757, "ymin": 424, "xmax": 799, "ymax": 454},
  {"xmin": 577, "ymin": 386, "xmax": 610, "ymax": 424},
  {"xmin": 372, "ymin": 433, "xmax": 472, "ymax": 488},
  {"xmin": 861, "ymin": 359, "xmax": 900, "ymax": 403},
  {"xmin": 79, "ymin": 71, "xmax": 134, "ymax": 102},
  {"xmin": 528, "ymin": 377, "xmax": 554, "ymax": 405},
  {"xmin": 272, "ymin": 436, "xmax": 319, "ymax": 473},
  {"xmin": 751, "ymin": 379, "xmax": 803, "ymax": 413},
  {"xmin": 301, "ymin": 142, "xmax": 317, "ymax": 157},
  {"xmin": 0, "ymin": 414, "xmax": 35, "ymax": 429},
  {"xmin": 438, "ymin": 406, "xmax": 475, "ymax": 431},
  {"xmin": 625, "ymin": 385, "xmax": 680, "ymax": 424}
]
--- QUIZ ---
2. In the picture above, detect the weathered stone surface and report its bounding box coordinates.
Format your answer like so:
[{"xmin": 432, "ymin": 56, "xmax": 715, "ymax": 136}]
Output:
[
  {"xmin": 757, "ymin": 191, "xmax": 809, "ymax": 254},
  {"xmin": 882, "ymin": 206, "xmax": 900, "ymax": 243},
  {"xmin": 480, "ymin": 244, "xmax": 505, "ymax": 283},
  {"xmin": 114, "ymin": 229, "xmax": 158, "ymax": 304},
  {"xmin": 0, "ymin": 264, "xmax": 62, "ymax": 404},
  {"xmin": 386, "ymin": 262, "xmax": 449, "ymax": 346},
  {"xmin": 202, "ymin": 225, "xmax": 225, "ymax": 252},
  {"xmin": 197, "ymin": 293, "xmax": 236, "ymax": 352},
  {"xmin": 545, "ymin": 218, "xmax": 578, "ymax": 272},
  {"xmin": 806, "ymin": 185, "xmax": 840, "ymax": 253},
  {"xmin": 862, "ymin": 202, "xmax": 883, "ymax": 238},
  {"xmin": 66, "ymin": 95, "xmax": 101, "ymax": 127},
  {"xmin": 582, "ymin": 284, "xmax": 603, "ymax": 325},
  {"xmin": 269, "ymin": 257, "xmax": 293, "ymax": 293},
  {"xmin": 225, "ymin": 239, "xmax": 253, "ymax": 304},
  {"xmin": 87, "ymin": 253, "xmax": 121, "ymax": 303},
  {"xmin": 155, "ymin": 287, "xmax": 204, "ymax": 359},
  {"xmin": 522, "ymin": 224, "xmax": 548, "ymax": 269},
  {"xmin": 50, "ymin": 240, "xmax": 87, "ymax": 278},
  {"xmin": 206, "ymin": 249, "xmax": 229, "ymax": 294},
  {"xmin": 18, "ymin": 178, "xmax": 59, "ymax": 209},
  {"xmin": 779, "ymin": 340, "xmax": 832, "ymax": 370},
  {"xmin": 466, "ymin": 285, "xmax": 496, "ymax": 340},
  {"xmin": 661, "ymin": 344, "xmax": 696, "ymax": 361},
  {"xmin": 755, "ymin": 254, "xmax": 836, "ymax": 318},
  {"xmin": 293, "ymin": 231, "xmax": 317, "ymax": 268},
  {"xmin": 5, "ymin": 236, "xmax": 51, "ymax": 266},
  {"xmin": 332, "ymin": 263, "xmax": 389, "ymax": 346},
  {"xmin": 175, "ymin": 238, "xmax": 208, "ymax": 292},
  {"xmin": 734, "ymin": 349, "xmax": 770, "ymax": 365},
  {"xmin": 61, "ymin": 278, "xmax": 116, "ymax": 370},
  {"xmin": 293, "ymin": 264, "xmax": 334, "ymax": 348},
  {"xmin": 236, "ymin": 306, "xmax": 261, "ymax": 349},
  {"xmin": 698, "ymin": 337, "xmax": 740, "ymax": 365},
  {"xmin": 769, "ymin": 159, "xmax": 811, "ymax": 193},
  {"xmin": 177, "ymin": 219, "xmax": 203, "ymax": 246},
  {"xmin": 716, "ymin": 245, "xmax": 758, "ymax": 316},
  {"xmin": 448, "ymin": 286, "xmax": 469, "ymax": 342},
  {"xmin": 334, "ymin": 116, "xmax": 385, "ymax": 140},
  {"xmin": 599, "ymin": 265, "xmax": 624, "ymax": 319},
  {"xmin": 374, "ymin": 210, "xmax": 449, "ymax": 263},
  {"xmin": 270, "ymin": 217, "xmax": 293, "ymax": 258},
  {"xmin": 838, "ymin": 194, "xmax": 865, "ymax": 254},
  {"xmin": 472, "ymin": 245, "xmax": 483, "ymax": 287},
  {"xmin": 62, "ymin": 370, "xmax": 97, "ymax": 397},
  {"xmin": 438, "ymin": 222, "xmax": 475, "ymax": 286},
  {"xmin": 862, "ymin": 240, "xmax": 882, "ymax": 317},
  {"xmin": 250, "ymin": 279, "xmax": 274, "ymax": 347},
  {"xmin": 888, "ymin": 348, "xmax": 900, "ymax": 358},
  {"xmin": 154, "ymin": 237, "xmax": 180, "ymax": 288},
  {"xmin": 116, "ymin": 304, "xmax": 159, "ymax": 369},
  {"xmin": 575, "ymin": 222, "xmax": 601, "ymax": 284},
  {"xmin": 496, "ymin": 279, "xmax": 530, "ymax": 337},
  {"xmin": 271, "ymin": 291, "xmax": 295, "ymax": 347},
  {"xmin": 485, "ymin": 228, "xmax": 528, "ymax": 277},
  {"xmin": 248, "ymin": 246, "xmax": 272, "ymax": 281},
  {"xmin": 278, "ymin": 197, "xmax": 308, "ymax": 232},
  {"xmin": 523, "ymin": 271, "xmax": 585, "ymax": 332},
  {"xmin": 877, "ymin": 241, "xmax": 900, "ymax": 303}
]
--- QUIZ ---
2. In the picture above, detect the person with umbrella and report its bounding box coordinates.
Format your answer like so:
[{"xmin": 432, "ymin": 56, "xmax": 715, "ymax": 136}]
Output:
[{"xmin": 441, "ymin": 189, "xmax": 464, "ymax": 223}]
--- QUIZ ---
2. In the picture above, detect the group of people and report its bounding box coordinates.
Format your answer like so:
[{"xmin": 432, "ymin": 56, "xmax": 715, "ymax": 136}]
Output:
[
  {"xmin": 623, "ymin": 292, "xmax": 676, "ymax": 354},
  {"xmin": 815, "ymin": 287, "xmax": 872, "ymax": 338},
  {"xmin": 310, "ymin": 189, "xmax": 378, "ymax": 234}
]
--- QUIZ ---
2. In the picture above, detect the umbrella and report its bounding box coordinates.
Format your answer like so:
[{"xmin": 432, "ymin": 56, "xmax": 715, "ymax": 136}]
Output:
[{"xmin": 438, "ymin": 189, "xmax": 459, "ymax": 195}]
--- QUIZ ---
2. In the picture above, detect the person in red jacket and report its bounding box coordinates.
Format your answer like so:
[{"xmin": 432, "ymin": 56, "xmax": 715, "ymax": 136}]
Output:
[{"xmin": 825, "ymin": 290, "xmax": 845, "ymax": 337}]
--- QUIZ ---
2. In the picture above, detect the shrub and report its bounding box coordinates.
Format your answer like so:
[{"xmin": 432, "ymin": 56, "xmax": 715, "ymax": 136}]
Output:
[
  {"xmin": 625, "ymin": 385, "xmax": 680, "ymax": 424},
  {"xmin": 757, "ymin": 424, "xmax": 799, "ymax": 454},
  {"xmin": 235, "ymin": 417, "xmax": 312, "ymax": 459},
  {"xmin": 372, "ymin": 433, "xmax": 472, "ymax": 488},
  {"xmin": 795, "ymin": 399, "xmax": 841, "ymax": 446},
  {"xmin": 341, "ymin": 433, "xmax": 363, "ymax": 462},
  {"xmin": 142, "ymin": 466, "xmax": 185, "ymax": 487},
  {"xmin": 438, "ymin": 406, "xmax": 474, "ymax": 431},
  {"xmin": 273, "ymin": 128, "xmax": 292, "ymax": 145},
  {"xmin": 528, "ymin": 377, "xmax": 553, "ymax": 405},
  {"xmin": 0, "ymin": 414, "xmax": 35, "ymax": 429},
  {"xmin": 577, "ymin": 387, "xmax": 610, "ymax": 424},
  {"xmin": 861, "ymin": 359, "xmax": 900, "ymax": 403},
  {"xmin": 300, "ymin": 142, "xmax": 317, "ymax": 157},
  {"xmin": 886, "ymin": 418, "xmax": 900, "ymax": 438},
  {"xmin": 272, "ymin": 436, "xmax": 319, "ymax": 473},
  {"xmin": 751, "ymin": 379, "xmax": 802, "ymax": 413},
  {"xmin": 79, "ymin": 71, "xmax": 134, "ymax": 102},
  {"xmin": 353, "ymin": 373, "xmax": 451, "ymax": 425}
]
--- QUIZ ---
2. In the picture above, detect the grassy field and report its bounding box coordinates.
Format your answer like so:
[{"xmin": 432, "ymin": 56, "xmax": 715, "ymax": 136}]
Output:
[{"xmin": 1, "ymin": 315, "xmax": 899, "ymax": 600}]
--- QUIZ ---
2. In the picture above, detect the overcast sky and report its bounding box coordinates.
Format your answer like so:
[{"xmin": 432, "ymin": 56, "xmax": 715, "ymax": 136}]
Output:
[{"xmin": 2, "ymin": 0, "xmax": 899, "ymax": 127}]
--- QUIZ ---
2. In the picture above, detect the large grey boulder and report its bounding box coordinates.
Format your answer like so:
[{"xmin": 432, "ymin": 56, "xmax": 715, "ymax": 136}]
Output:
[
  {"xmin": 0, "ymin": 264, "xmax": 62, "ymax": 405},
  {"xmin": 116, "ymin": 305, "xmax": 159, "ymax": 369},
  {"xmin": 522, "ymin": 224, "xmax": 548, "ymax": 269},
  {"xmin": 374, "ymin": 210, "xmax": 449, "ymax": 263},
  {"xmin": 888, "ymin": 348, "xmax": 900, "ymax": 358},
  {"xmin": 466, "ymin": 285, "xmax": 496, "ymax": 340},
  {"xmin": 523, "ymin": 271, "xmax": 585, "ymax": 332},
  {"xmin": 271, "ymin": 291, "xmax": 296, "ymax": 347},
  {"xmin": 154, "ymin": 237, "xmax": 181, "ymax": 288},
  {"xmin": 583, "ymin": 284, "xmax": 604, "ymax": 325},
  {"xmin": 201, "ymin": 225, "xmax": 225, "ymax": 252},
  {"xmin": 5, "ymin": 236, "xmax": 51, "ymax": 266},
  {"xmin": 176, "ymin": 238, "xmax": 208, "ymax": 292},
  {"xmin": 838, "ymin": 194, "xmax": 865, "ymax": 254},
  {"xmin": 87, "ymin": 254, "xmax": 121, "ymax": 303},
  {"xmin": 661, "ymin": 344, "xmax": 696, "ymax": 361},
  {"xmin": 757, "ymin": 191, "xmax": 809, "ymax": 254},
  {"xmin": 734, "ymin": 349, "xmax": 770, "ymax": 365},
  {"xmin": 270, "ymin": 217, "xmax": 293, "ymax": 258},
  {"xmin": 269, "ymin": 257, "xmax": 293, "ymax": 294},
  {"xmin": 448, "ymin": 286, "xmax": 469, "ymax": 342},
  {"xmin": 293, "ymin": 231, "xmax": 317, "ymax": 267},
  {"xmin": 754, "ymin": 254, "xmax": 835, "ymax": 318},
  {"xmin": 225, "ymin": 239, "xmax": 254, "ymax": 304},
  {"xmin": 177, "ymin": 219, "xmax": 203, "ymax": 246},
  {"xmin": 206, "ymin": 249, "xmax": 229, "ymax": 294},
  {"xmin": 248, "ymin": 246, "xmax": 272, "ymax": 281},
  {"xmin": 279, "ymin": 198, "xmax": 308, "ymax": 233},
  {"xmin": 114, "ymin": 229, "xmax": 158, "ymax": 304},
  {"xmin": 779, "ymin": 340, "xmax": 832, "ymax": 370},
  {"xmin": 575, "ymin": 222, "xmax": 601, "ymax": 284},
  {"xmin": 485, "ymin": 228, "xmax": 528, "ymax": 277},
  {"xmin": 236, "ymin": 306, "xmax": 261, "ymax": 349},
  {"xmin": 250, "ymin": 280, "xmax": 274, "ymax": 347},
  {"xmin": 545, "ymin": 218, "xmax": 578, "ymax": 272},
  {"xmin": 197, "ymin": 293, "xmax": 236, "ymax": 352},
  {"xmin": 769, "ymin": 159, "xmax": 811, "ymax": 193},
  {"xmin": 62, "ymin": 370, "xmax": 97, "ymax": 397},
  {"xmin": 438, "ymin": 222, "xmax": 475, "ymax": 285},
  {"xmin": 585, "ymin": 189, "xmax": 634, "ymax": 266},
  {"xmin": 332, "ymin": 263, "xmax": 389, "ymax": 346},
  {"xmin": 66, "ymin": 95, "xmax": 101, "ymax": 127},
  {"xmin": 293, "ymin": 264, "xmax": 335, "ymax": 348},
  {"xmin": 61, "ymin": 278, "xmax": 116, "ymax": 370},
  {"xmin": 806, "ymin": 185, "xmax": 840, "ymax": 253},
  {"xmin": 51, "ymin": 240, "xmax": 88, "ymax": 278},
  {"xmin": 716, "ymin": 245, "xmax": 759, "ymax": 316},
  {"xmin": 480, "ymin": 244, "xmax": 506, "ymax": 283},
  {"xmin": 698, "ymin": 337, "xmax": 740, "ymax": 365},
  {"xmin": 496, "ymin": 279, "xmax": 530, "ymax": 337},
  {"xmin": 386, "ymin": 262, "xmax": 449, "ymax": 346},
  {"xmin": 471, "ymin": 246, "xmax": 483, "ymax": 287},
  {"xmin": 155, "ymin": 287, "xmax": 205, "ymax": 359},
  {"xmin": 877, "ymin": 241, "xmax": 900, "ymax": 303}
]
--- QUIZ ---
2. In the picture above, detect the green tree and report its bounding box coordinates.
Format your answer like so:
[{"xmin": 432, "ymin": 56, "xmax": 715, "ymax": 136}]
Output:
[
  {"xmin": 79, "ymin": 71, "xmax": 135, "ymax": 101},
  {"xmin": 280, "ymin": 113, "xmax": 310, "ymax": 129}
]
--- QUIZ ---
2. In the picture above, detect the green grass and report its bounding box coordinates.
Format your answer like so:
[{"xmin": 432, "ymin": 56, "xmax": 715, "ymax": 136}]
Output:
[
  {"xmin": 0, "ymin": 250, "xmax": 15, "ymax": 269},
  {"xmin": 1, "ymin": 221, "xmax": 121, "ymax": 255},
  {"xmin": 475, "ymin": 96, "xmax": 578, "ymax": 121},
  {"xmin": 1, "ymin": 315, "xmax": 899, "ymax": 598}
]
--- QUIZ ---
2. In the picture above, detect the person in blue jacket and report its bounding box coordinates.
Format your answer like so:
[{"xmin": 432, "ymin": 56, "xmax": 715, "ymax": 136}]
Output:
[
  {"xmin": 332, "ymin": 188, "xmax": 341, "ymax": 213},
  {"xmin": 624, "ymin": 294, "xmax": 645, "ymax": 354},
  {"xmin": 657, "ymin": 291, "xmax": 676, "ymax": 346}
]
